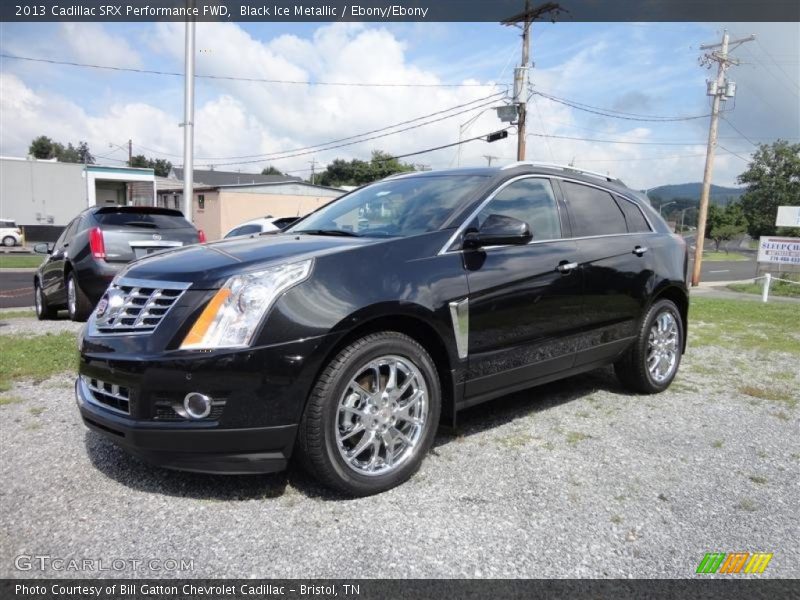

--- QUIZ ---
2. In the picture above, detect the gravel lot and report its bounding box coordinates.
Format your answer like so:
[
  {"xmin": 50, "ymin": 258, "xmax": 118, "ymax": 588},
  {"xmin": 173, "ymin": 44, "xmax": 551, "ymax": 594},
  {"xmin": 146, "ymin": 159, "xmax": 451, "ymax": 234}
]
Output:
[{"xmin": 0, "ymin": 315, "xmax": 798, "ymax": 579}]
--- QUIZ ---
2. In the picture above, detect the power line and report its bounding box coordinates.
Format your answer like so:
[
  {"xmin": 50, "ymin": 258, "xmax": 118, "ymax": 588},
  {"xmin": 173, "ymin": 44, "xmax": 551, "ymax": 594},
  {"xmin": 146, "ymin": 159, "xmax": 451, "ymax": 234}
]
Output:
[
  {"xmin": 373, "ymin": 128, "xmax": 513, "ymax": 163},
  {"xmin": 0, "ymin": 53, "xmax": 506, "ymax": 89},
  {"xmin": 189, "ymin": 96, "xmax": 508, "ymax": 168},
  {"xmin": 719, "ymin": 115, "xmax": 759, "ymax": 147},
  {"xmin": 137, "ymin": 92, "xmax": 506, "ymax": 161},
  {"xmin": 533, "ymin": 89, "xmax": 713, "ymax": 122},
  {"xmin": 526, "ymin": 131, "xmax": 713, "ymax": 146}
]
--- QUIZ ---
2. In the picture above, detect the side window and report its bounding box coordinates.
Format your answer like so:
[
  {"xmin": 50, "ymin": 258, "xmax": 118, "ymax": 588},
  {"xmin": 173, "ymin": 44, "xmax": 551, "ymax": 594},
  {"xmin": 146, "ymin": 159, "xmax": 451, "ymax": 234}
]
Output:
[
  {"xmin": 615, "ymin": 196, "xmax": 651, "ymax": 233},
  {"xmin": 476, "ymin": 178, "xmax": 561, "ymax": 241},
  {"xmin": 237, "ymin": 224, "xmax": 261, "ymax": 235},
  {"xmin": 561, "ymin": 181, "xmax": 627, "ymax": 237},
  {"xmin": 55, "ymin": 220, "xmax": 77, "ymax": 249}
]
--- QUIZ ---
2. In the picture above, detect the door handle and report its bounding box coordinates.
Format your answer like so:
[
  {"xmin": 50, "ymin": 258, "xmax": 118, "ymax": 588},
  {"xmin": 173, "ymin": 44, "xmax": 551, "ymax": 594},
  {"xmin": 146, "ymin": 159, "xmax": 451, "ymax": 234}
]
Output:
[
  {"xmin": 633, "ymin": 246, "xmax": 648, "ymax": 256},
  {"xmin": 557, "ymin": 261, "xmax": 578, "ymax": 273}
]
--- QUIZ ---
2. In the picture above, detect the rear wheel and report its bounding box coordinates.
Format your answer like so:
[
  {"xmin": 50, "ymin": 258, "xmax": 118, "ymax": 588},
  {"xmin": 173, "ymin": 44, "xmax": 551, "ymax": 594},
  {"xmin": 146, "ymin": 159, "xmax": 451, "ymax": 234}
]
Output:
[
  {"xmin": 2, "ymin": 236, "xmax": 15, "ymax": 247},
  {"xmin": 615, "ymin": 299, "xmax": 683, "ymax": 394},
  {"xmin": 296, "ymin": 332, "xmax": 441, "ymax": 496},
  {"xmin": 66, "ymin": 272, "xmax": 92, "ymax": 322},
  {"xmin": 34, "ymin": 280, "xmax": 57, "ymax": 320}
]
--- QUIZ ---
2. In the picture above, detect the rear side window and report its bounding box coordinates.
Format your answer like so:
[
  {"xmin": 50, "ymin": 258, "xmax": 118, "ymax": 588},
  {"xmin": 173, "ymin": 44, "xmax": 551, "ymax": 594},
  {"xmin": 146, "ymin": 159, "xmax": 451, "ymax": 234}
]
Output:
[
  {"xmin": 561, "ymin": 181, "xmax": 627, "ymax": 237},
  {"xmin": 94, "ymin": 211, "xmax": 192, "ymax": 230},
  {"xmin": 226, "ymin": 224, "xmax": 261, "ymax": 238},
  {"xmin": 615, "ymin": 196, "xmax": 651, "ymax": 233},
  {"xmin": 477, "ymin": 178, "xmax": 561, "ymax": 241}
]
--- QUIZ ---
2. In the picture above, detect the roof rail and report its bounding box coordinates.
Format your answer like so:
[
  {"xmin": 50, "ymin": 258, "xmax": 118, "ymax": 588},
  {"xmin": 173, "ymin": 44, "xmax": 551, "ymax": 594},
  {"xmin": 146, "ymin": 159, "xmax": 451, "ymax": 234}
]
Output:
[{"xmin": 501, "ymin": 161, "xmax": 622, "ymax": 184}]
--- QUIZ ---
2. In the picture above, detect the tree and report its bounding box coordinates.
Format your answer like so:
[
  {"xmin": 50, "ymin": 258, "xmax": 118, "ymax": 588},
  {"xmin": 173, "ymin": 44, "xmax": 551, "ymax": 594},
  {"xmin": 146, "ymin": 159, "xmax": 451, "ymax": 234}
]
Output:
[
  {"xmin": 317, "ymin": 150, "xmax": 415, "ymax": 187},
  {"xmin": 738, "ymin": 140, "xmax": 800, "ymax": 238},
  {"xmin": 261, "ymin": 165, "xmax": 283, "ymax": 176},
  {"xmin": 706, "ymin": 202, "xmax": 748, "ymax": 252},
  {"xmin": 29, "ymin": 135, "xmax": 55, "ymax": 159},
  {"xmin": 76, "ymin": 141, "xmax": 95, "ymax": 165},
  {"xmin": 129, "ymin": 154, "xmax": 172, "ymax": 177}
]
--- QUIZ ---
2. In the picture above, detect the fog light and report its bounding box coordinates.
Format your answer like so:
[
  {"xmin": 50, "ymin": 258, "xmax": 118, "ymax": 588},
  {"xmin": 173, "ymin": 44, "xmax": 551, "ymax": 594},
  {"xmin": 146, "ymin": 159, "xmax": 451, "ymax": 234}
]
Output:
[{"xmin": 183, "ymin": 392, "xmax": 212, "ymax": 419}]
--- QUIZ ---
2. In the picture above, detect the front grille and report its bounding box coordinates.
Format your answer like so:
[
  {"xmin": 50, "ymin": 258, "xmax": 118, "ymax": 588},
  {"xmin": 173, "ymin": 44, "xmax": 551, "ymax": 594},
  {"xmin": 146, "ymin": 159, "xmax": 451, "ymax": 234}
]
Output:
[
  {"xmin": 82, "ymin": 376, "xmax": 130, "ymax": 415},
  {"xmin": 94, "ymin": 278, "xmax": 188, "ymax": 334}
]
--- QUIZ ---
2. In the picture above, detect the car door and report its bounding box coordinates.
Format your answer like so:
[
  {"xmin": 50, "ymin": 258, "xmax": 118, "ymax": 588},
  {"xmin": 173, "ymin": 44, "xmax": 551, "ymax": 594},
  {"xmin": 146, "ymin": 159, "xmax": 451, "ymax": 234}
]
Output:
[
  {"xmin": 559, "ymin": 180, "xmax": 653, "ymax": 365},
  {"xmin": 42, "ymin": 218, "xmax": 78, "ymax": 303},
  {"xmin": 462, "ymin": 176, "xmax": 583, "ymax": 403}
]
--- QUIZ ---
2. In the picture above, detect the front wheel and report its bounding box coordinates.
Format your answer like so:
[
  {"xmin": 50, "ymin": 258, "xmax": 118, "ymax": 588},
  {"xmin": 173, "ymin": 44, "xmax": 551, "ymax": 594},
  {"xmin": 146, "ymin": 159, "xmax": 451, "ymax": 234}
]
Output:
[
  {"xmin": 2, "ymin": 236, "xmax": 15, "ymax": 247},
  {"xmin": 295, "ymin": 332, "xmax": 441, "ymax": 496},
  {"xmin": 615, "ymin": 299, "xmax": 683, "ymax": 394}
]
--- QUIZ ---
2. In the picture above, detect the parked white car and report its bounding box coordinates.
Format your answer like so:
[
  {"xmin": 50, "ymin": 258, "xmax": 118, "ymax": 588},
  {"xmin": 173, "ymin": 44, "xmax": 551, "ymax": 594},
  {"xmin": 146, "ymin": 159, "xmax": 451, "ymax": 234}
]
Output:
[
  {"xmin": 0, "ymin": 219, "xmax": 22, "ymax": 247},
  {"xmin": 223, "ymin": 216, "xmax": 301, "ymax": 239}
]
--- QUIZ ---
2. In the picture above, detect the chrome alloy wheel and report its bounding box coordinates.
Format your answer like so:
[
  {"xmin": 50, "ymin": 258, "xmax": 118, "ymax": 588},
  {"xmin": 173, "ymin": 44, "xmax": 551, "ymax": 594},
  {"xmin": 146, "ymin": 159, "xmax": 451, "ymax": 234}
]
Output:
[
  {"xmin": 67, "ymin": 277, "xmax": 77, "ymax": 317},
  {"xmin": 647, "ymin": 311, "xmax": 679, "ymax": 383},
  {"xmin": 35, "ymin": 285, "xmax": 43, "ymax": 316},
  {"xmin": 336, "ymin": 355, "xmax": 428, "ymax": 476}
]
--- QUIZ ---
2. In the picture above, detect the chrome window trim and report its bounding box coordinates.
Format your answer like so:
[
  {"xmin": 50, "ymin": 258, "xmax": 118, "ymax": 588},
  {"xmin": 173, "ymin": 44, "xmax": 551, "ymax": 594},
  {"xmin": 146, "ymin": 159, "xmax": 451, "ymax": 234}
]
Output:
[{"xmin": 438, "ymin": 174, "xmax": 657, "ymax": 255}]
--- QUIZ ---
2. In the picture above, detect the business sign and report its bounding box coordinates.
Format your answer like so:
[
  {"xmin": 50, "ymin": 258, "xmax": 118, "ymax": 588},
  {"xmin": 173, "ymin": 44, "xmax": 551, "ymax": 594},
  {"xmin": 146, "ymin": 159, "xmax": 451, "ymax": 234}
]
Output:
[
  {"xmin": 776, "ymin": 206, "xmax": 800, "ymax": 227},
  {"xmin": 757, "ymin": 236, "xmax": 800, "ymax": 265}
]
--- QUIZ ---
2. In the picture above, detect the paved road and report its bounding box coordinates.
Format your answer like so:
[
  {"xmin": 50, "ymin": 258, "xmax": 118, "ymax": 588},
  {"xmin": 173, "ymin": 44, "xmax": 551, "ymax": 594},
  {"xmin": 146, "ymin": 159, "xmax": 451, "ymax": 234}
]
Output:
[
  {"xmin": 0, "ymin": 253, "xmax": 759, "ymax": 308},
  {"xmin": 0, "ymin": 271, "xmax": 34, "ymax": 308}
]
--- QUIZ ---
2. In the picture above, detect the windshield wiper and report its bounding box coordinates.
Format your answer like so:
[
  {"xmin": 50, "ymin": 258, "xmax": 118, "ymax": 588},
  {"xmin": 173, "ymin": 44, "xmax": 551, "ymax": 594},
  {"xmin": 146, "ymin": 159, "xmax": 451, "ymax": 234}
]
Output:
[{"xmin": 293, "ymin": 229, "xmax": 360, "ymax": 237}]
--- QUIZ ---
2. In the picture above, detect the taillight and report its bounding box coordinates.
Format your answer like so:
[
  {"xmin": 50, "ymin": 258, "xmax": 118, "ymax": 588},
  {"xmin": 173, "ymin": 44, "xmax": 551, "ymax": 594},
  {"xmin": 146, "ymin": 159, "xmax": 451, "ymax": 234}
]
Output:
[
  {"xmin": 198, "ymin": 229, "xmax": 207, "ymax": 243},
  {"xmin": 89, "ymin": 227, "xmax": 106, "ymax": 260}
]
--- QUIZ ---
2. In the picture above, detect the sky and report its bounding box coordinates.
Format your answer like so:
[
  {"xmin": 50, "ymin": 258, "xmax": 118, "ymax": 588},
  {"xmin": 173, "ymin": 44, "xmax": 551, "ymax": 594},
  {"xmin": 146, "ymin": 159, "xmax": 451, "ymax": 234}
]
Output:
[{"xmin": 1, "ymin": 20, "xmax": 798, "ymax": 189}]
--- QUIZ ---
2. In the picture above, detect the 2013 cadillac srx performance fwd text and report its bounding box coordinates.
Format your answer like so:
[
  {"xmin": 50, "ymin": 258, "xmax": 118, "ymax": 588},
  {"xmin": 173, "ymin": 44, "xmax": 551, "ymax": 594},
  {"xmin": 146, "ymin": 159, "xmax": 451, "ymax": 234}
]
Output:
[{"xmin": 76, "ymin": 163, "xmax": 689, "ymax": 496}]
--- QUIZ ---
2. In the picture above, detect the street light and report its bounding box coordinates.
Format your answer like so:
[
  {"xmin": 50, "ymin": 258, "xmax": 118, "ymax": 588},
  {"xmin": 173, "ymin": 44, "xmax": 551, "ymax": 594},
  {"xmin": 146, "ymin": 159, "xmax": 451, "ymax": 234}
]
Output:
[{"xmin": 659, "ymin": 201, "xmax": 676, "ymax": 217}]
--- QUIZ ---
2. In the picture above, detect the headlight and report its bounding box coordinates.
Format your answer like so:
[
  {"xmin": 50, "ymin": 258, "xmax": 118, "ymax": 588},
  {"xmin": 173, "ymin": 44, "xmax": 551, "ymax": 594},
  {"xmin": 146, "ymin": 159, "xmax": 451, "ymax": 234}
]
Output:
[{"xmin": 180, "ymin": 259, "xmax": 312, "ymax": 350}]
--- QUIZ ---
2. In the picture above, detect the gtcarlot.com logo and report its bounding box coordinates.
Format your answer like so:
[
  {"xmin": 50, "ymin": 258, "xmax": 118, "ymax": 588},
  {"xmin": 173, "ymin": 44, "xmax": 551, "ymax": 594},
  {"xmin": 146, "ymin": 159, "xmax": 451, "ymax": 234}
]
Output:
[
  {"xmin": 14, "ymin": 554, "xmax": 194, "ymax": 572},
  {"xmin": 696, "ymin": 552, "xmax": 773, "ymax": 574}
]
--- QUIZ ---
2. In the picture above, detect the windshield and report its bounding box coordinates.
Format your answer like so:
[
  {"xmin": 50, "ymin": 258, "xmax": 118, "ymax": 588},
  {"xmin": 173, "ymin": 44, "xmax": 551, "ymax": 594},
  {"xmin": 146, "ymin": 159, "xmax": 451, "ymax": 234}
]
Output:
[{"xmin": 288, "ymin": 175, "xmax": 486, "ymax": 238}]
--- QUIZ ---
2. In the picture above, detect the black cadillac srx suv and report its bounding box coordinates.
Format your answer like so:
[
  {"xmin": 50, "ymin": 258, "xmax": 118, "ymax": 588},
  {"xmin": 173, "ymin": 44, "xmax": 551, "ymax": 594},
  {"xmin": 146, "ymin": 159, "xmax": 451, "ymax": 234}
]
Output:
[{"xmin": 77, "ymin": 163, "xmax": 688, "ymax": 496}]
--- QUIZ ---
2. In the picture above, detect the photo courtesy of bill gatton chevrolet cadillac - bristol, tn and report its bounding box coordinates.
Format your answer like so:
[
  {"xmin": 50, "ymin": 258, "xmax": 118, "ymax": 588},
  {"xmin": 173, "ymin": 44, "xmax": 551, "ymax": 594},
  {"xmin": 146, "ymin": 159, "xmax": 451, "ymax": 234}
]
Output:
[{"xmin": 76, "ymin": 162, "xmax": 689, "ymax": 496}]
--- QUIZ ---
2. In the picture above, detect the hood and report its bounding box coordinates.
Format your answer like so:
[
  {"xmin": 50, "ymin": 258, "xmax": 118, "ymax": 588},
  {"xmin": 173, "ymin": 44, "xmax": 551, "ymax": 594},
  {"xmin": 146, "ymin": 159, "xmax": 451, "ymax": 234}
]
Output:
[{"xmin": 118, "ymin": 233, "xmax": 380, "ymax": 289}]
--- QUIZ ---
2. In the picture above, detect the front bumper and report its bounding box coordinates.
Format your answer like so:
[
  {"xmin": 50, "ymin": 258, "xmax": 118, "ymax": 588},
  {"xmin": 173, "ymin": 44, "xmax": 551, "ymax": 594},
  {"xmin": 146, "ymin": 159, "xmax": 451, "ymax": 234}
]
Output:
[{"xmin": 76, "ymin": 333, "xmax": 336, "ymax": 475}]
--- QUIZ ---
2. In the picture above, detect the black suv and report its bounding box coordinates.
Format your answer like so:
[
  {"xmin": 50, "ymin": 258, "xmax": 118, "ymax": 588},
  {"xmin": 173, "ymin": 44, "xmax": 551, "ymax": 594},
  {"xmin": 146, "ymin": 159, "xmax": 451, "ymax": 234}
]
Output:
[
  {"xmin": 34, "ymin": 206, "xmax": 204, "ymax": 321},
  {"xmin": 76, "ymin": 164, "xmax": 688, "ymax": 496}
]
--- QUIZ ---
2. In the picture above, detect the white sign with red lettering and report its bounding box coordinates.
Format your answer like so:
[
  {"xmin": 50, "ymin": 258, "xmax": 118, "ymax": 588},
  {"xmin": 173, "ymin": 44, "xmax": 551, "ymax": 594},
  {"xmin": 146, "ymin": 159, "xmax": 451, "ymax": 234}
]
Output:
[{"xmin": 757, "ymin": 236, "xmax": 800, "ymax": 265}]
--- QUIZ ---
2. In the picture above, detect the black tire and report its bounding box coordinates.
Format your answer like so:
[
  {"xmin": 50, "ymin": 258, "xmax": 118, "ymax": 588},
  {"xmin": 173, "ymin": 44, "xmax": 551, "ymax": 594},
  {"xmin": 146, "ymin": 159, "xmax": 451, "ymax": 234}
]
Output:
[
  {"xmin": 615, "ymin": 298, "xmax": 683, "ymax": 394},
  {"xmin": 66, "ymin": 272, "xmax": 93, "ymax": 322},
  {"xmin": 34, "ymin": 280, "xmax": 57, "ymax": 320},
  {"xmin": 295, "ymin": 331, "xmax": 441, "ymax": 496},
  {"xmin": 2, "ymin": 236, "xmax": 15, "ymax": 247}
]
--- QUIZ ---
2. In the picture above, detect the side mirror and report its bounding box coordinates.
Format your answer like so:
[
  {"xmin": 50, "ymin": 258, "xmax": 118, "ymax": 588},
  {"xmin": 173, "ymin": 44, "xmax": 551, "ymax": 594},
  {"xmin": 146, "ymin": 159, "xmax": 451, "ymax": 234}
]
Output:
[
  {"xmin": 34, "ymin": 243, "xmax": 54, "ymax": 255},
  {"xmin": 464, "ymin": 214, "xmax": 532, "ymax": 249}
]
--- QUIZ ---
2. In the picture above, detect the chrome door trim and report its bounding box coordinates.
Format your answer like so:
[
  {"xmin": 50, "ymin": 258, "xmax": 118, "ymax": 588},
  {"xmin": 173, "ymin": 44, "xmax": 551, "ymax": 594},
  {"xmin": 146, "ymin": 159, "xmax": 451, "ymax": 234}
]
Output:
[{"xmin": 448, "ymin": 298, "xmax": 470, "ymax": 359}]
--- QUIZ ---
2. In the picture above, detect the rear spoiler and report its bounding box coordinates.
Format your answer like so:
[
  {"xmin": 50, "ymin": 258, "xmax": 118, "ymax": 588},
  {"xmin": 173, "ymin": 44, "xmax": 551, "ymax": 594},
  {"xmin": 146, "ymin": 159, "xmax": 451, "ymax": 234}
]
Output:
[{"xmin": 94, "ymin": 206, "xmax": 184, "ymax": 217}]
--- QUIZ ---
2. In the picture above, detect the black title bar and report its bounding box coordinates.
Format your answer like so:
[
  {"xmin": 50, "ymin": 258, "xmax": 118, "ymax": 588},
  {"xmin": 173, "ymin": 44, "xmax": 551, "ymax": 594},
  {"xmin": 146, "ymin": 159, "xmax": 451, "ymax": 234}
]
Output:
[{"xmin": 3, "ymin": 0, "xmax": 799, "ymax": 22}]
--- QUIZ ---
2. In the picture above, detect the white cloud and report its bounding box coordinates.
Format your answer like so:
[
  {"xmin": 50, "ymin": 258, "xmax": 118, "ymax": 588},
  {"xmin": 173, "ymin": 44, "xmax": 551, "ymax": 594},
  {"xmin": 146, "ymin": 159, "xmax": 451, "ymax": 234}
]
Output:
[{"xmin": 59, "ymin": 23, "xmax": 143, "ymax": 69}]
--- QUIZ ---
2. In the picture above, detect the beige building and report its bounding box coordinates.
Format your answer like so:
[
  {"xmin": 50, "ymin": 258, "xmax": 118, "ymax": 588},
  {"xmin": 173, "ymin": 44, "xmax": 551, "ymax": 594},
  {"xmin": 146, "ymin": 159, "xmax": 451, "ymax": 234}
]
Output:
[{"xmin": 184, "ymin": 181, "xmax": 344, "ymax": 240}]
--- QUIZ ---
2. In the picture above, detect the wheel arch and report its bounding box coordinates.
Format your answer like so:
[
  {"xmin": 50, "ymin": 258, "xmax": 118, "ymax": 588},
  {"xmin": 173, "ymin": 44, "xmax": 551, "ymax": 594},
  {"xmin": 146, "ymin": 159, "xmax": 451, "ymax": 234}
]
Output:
[
  {"xmin": 309, "ymin": 307, "xmax": 459, "ymax": 428},
  {"xmin": 648, "ymin": 283, "xmax": 689, "ymax": 353}
]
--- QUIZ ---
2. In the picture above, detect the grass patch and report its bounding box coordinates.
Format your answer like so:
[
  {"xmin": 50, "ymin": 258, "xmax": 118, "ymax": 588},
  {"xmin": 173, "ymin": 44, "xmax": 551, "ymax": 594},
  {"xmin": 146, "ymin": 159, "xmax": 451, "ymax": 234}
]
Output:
[
  {"xmin": 0, "ymin": 310, "xmax": 36, "ymax": 320},
  {"xmin": 610, "ymin": 515, "xmax": 623, "ymax": 524},
  {"xmin": 689, "ymin": 297, "xmax": 800, "ymax": 355},
  {"xmin": 497, "ymin": 432, "xmax": 535, "ymax": 449},
  {"xmin": 702, "ymin": 251, "xmax": 750, "ymax": 262},
  {"xmin": 565, "ymin": 431, "xmax": 591, "ymax": 445},
  {"xmin": 28, "ymin": 406, "xmax": 44, "ymax": 417},
  {"xmin": 0, "ymin": 395, "xmax": 23, "ymax": 406},
  {"xmin": 0, "ymin": 332, "xmax": 77, "ymax": 390},
  {"xmin": 748, "ymin": 474, "xmax": 768, "ymax": 485},
  {"xmin": 711, "ymin": 439, "xmax": 724, "ymax": 449},
  {"xmin": 736, "ymin": 498, "xmax": 757, "ymax": 512},
  {"xmin": 728, "ymin": 273, "xmax": 800, "ymax": 298},
  {"xmin": 738, "ymin": 384, "xmax": 797, "ymax": 408},
  {"xmin": 0, "ymin": 255, "xmax": 43, "ymax": 268}
]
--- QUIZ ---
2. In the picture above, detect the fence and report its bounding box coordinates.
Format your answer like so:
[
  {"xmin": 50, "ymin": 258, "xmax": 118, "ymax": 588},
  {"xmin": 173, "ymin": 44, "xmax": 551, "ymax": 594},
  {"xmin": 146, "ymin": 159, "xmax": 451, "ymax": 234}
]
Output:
[{"xmin": 754, "ymin": 273, "xmax": 800, "ymax": 303}]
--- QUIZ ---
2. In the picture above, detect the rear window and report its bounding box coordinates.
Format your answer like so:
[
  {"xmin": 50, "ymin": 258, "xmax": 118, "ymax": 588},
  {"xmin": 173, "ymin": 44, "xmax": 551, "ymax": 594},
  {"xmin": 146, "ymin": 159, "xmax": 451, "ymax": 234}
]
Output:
[
  {"xmin": 0, "ymin": 220, "xmax": 16, "ymax": 228},
  {"xmin": 94, "ymin": 210, "xmax": 192, "ymax": 230},
  {"xmin": 561, "ymin": 181, "xmax": 627, "ymax": 237},
  {"xmin": 615, "ymin": 196, "xmax": 651, "ymax": 233}
]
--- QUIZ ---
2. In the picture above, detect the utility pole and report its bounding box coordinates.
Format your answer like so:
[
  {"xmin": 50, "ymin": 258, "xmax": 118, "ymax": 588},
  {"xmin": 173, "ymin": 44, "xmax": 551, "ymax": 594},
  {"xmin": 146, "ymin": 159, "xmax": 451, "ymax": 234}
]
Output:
[
  {"xmin": 502, "ymin": 2, "xmax": 562, "ymax": 161},
  {"xmin": 127, "ymin": 139, "xmax": 133, "ymax": 206},
  {"xmin": 181, "ymin": 9, "xmax": 196, "ymax": 223},
  {"xmin": 691, "ymin": 29, "xmax": 754, "ymax": 286},
  {"xmin": 308, "ymin": 158, "xmax": 317, "ymax": 185},
  {"xmin": 482, "ymin": 155, "xmax": 499, "ymax": 167}
]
